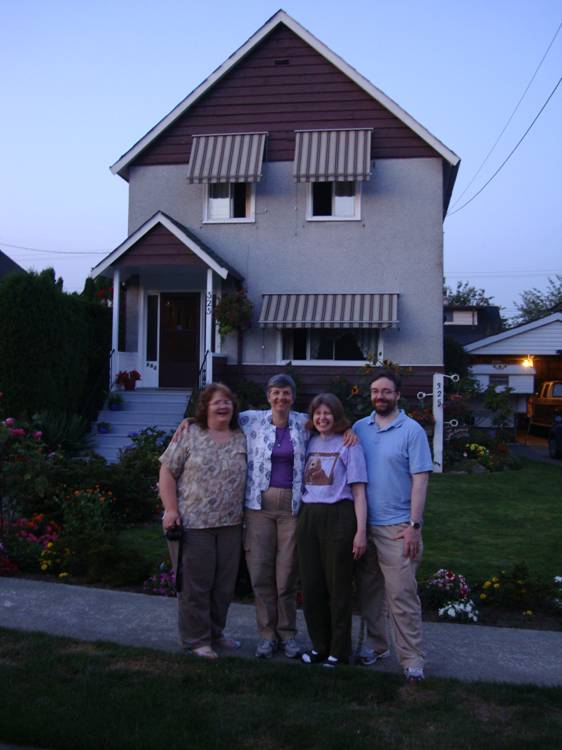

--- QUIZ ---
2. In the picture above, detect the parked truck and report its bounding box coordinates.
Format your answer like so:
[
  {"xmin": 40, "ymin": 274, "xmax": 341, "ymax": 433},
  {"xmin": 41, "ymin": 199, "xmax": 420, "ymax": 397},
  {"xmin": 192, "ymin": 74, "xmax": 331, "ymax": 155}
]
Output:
[{"xmin": 527, "ymin": 380, "xmax": 562, "ymax": 428}]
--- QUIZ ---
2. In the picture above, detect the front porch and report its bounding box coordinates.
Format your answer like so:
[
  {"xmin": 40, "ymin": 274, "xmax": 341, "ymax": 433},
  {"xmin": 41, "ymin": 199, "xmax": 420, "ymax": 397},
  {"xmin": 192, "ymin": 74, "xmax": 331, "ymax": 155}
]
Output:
[{"xmin": 90, "ymin": 212, "xmax": 243, "ymax": 392}]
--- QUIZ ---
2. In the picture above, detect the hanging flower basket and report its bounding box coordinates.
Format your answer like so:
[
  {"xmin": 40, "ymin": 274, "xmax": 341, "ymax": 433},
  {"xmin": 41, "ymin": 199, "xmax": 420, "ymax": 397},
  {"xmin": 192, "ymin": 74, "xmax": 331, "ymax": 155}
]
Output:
[{"xmin": 213, "ymin": 289, "xmax": 253, "ymax": 337}]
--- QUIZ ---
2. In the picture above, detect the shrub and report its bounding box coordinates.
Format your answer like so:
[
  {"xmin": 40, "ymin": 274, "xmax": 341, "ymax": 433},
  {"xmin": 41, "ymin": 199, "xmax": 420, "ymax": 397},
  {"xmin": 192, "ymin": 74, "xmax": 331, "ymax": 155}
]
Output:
[{"xmin": 477, "ymin": 564, "xmax": 558, "ymax": 613}]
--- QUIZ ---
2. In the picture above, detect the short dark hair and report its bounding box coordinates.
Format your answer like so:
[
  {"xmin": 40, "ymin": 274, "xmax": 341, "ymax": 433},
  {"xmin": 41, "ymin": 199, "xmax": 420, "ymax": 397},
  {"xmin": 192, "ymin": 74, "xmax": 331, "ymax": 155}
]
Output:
[
  {"xmin": 370, "ymin": 368, "xmax": 401, "ymax": 392},
  {"xmin": 194, "ymin": 383, "xmax": 239, "ymax": 430},
  {"xmin": 305, "ymin": 393, "xmax": 350, "ymax": 434},
  {"xmin": 266, "ymin": 373, "xmax": 296, "ymax": 397}
]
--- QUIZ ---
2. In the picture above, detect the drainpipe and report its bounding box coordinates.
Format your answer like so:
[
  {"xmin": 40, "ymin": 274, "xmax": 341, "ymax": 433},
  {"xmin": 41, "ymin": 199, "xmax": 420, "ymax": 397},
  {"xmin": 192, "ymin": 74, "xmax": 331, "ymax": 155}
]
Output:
[
  {"xmin": 205, "ymin": 268, "xmax": 213, "ymax": 385},
  {"xmin": 111, "ymin": 267, "xmax": 120, "ymax": 387}
]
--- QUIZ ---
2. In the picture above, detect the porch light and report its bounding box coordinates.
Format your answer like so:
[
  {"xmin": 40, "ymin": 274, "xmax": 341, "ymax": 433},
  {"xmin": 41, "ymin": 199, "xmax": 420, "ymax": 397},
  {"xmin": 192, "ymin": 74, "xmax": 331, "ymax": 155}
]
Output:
[{"xmin": 521, "ymin": 355, "xmax": 534, "ymax": 368}]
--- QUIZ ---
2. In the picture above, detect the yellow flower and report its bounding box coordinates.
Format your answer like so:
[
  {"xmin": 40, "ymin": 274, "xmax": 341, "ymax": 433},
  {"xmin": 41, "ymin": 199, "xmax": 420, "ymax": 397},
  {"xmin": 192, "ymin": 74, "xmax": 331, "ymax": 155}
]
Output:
[
  {"xmin": 46, "ymin": 542, "xmax": 53, "ymax": 549},
  {"xmin": 523, "ymin": 610, "xmax": 533, "ymax": 616},
  {"xmin": 480, "ymin": 593, "xmax": 487, "ymax": 600},
  {"xmin": 483, "ymin": 580, "xmax": 492, "ymax": 589},
  {"xmin": 58, "ymin": 572, "xmax": 69, "ymax": 579},
  {"xmin": 491, "ymin": 576, "xmax": 499, "ymax": 582},
  {"xmin": 40, "ymin": 563, "xmax": 48, "ymax": 571},
  {"xmin": 493, "ymin": 583, "xmax": 500, "ymax": 589}
]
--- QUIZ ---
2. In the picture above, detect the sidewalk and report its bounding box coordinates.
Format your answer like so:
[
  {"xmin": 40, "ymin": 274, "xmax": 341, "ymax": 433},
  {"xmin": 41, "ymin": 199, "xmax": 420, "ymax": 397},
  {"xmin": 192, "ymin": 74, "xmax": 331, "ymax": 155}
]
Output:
[{"xmin": 1, "ymin": 577, "xmax": 561, "ymax": 686}]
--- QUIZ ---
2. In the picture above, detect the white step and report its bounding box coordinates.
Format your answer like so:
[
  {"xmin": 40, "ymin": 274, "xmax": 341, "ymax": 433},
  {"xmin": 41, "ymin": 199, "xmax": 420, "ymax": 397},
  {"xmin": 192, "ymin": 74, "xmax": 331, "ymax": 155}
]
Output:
[{"xmin": 92, "ymin": 388, "xmax": 191, "ymax": 462}]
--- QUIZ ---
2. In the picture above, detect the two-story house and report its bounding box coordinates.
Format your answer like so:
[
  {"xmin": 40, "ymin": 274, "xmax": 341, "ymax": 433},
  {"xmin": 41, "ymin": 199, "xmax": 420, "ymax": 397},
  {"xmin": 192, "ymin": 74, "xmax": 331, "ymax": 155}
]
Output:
[{"xmin": 91, "ymin": 10, "xmax": 460, "ymax": 403}]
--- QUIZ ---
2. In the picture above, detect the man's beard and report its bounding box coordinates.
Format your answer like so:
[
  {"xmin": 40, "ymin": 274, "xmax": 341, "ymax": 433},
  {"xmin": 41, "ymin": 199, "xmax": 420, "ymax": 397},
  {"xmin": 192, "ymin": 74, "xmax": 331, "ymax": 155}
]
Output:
[{"xmin": 373, "ymin": 399, "xmax": 397, "ymax": 416}]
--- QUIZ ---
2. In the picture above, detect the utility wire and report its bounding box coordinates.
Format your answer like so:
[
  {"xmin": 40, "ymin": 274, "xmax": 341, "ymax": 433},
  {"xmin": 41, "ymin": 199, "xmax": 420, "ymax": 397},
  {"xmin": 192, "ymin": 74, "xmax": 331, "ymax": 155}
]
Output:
[
  {"xmin": 451, "ymin": 21, "xmax": 562, "ymax": 208},
  {"xmin": 0, "ymin": 241, "xmax": 106, "ymax": 256},
  {"xmin": 447, "ymin": 75, "xmax": 562, "ymax": 217}
]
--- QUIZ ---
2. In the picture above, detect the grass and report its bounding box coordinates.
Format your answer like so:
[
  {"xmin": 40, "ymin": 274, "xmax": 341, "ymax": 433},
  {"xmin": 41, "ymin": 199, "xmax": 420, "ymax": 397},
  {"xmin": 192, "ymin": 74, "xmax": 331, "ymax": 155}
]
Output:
[
  {"xmin": 0, "ymin": 628, "xmax": 561, "ymax": 750},
  {"xmin": 421, "ymin": 459, "xmax": 562, "ymax": 582},
  {"xmin": 118, "ymin": 460, "xmax": 562, "ymax": 587}
]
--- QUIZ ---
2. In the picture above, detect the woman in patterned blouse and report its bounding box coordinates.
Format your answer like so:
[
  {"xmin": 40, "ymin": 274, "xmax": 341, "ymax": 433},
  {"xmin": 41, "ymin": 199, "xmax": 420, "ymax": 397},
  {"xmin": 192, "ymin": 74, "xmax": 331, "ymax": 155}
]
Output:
[{"xmin": 159, "ymin": 383, "xmax": 247, "ymax": 659}]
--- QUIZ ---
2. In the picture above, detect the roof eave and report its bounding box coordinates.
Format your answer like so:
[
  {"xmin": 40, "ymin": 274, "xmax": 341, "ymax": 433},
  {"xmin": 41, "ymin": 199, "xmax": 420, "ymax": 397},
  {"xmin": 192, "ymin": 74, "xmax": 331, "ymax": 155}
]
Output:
[{"xmin": 110, "ymin": 10, "xmax": 460, "ymax": 182}]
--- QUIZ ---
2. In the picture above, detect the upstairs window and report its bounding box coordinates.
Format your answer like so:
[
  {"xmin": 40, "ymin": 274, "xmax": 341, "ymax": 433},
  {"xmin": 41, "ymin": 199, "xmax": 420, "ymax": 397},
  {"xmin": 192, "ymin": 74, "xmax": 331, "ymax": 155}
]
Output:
[
  {"xmin": 308, "ymin": 181, "xmax": 360, "ymax": 220},
  {"xmin": 206, "ymin": 182, "xmax": 254, "ymax": 222}
]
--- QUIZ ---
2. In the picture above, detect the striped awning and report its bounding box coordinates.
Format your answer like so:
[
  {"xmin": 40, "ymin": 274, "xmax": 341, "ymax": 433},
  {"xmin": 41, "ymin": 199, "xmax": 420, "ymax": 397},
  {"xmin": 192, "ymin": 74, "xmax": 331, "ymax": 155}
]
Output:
[
  {"xmin": 259, "ymin": 293, "xmax": 399, "ymax": 329},
  {"xmin": 187, "ymin": 132, "xmax": 267, "ymax": 184},
  {"xmin": 293, "ymin": 128, "xmax": 373, "ymax": 182}
]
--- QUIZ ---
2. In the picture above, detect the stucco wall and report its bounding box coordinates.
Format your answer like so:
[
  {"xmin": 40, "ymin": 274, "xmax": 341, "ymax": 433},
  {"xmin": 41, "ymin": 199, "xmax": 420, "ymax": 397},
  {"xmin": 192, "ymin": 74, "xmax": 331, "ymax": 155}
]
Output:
[{"xmin": 128, "ymin": 158, "xmax": 444, "ymax": 367}]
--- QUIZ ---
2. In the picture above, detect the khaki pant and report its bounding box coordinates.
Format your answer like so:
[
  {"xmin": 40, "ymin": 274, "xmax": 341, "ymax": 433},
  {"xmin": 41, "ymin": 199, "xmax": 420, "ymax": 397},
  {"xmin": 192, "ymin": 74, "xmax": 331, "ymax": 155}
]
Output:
[
  {"xmin": 356, "ymin": 523, "xmax": 424, "ymax": 669},
  {"xmin": 171, "ymin": 525, "xmax": 241, "ymax": 650},
  {"xmin": 244, "ymin": 487, "xmax": 298, "ymax": 641}
]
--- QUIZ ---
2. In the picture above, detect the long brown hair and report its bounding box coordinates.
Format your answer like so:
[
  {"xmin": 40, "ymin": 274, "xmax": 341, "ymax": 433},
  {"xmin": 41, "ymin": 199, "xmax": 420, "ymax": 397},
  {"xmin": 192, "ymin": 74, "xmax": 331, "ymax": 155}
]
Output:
[
  {"xmin": 305, "ymin": 393, "xmax": 350, "ymax": 435},
  {"xmin": 194, "ymin": 383, "xmax": 239, "ymax": 430}
]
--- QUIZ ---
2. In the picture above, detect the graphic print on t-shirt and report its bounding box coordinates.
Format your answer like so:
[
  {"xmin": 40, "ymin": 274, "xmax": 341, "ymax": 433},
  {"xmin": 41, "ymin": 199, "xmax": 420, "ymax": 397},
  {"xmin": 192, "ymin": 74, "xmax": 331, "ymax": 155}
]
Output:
[{"xmin": 304, "ymin": 452, "xmax": 340, "ymax": 486}]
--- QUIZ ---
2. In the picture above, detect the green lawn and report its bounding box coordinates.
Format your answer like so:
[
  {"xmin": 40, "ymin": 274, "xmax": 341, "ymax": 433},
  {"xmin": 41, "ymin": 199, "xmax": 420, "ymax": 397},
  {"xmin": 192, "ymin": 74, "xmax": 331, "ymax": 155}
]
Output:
[
  {"xmin": 1, "ymin": 628, "xmax": 561, "ymax": 750},
  {"xmin": 421, "ymin": 459, "xmax": 562, "ymax": 582},
  {"xmin": 120, "ymin": 460, "xmax": 562, "ymax": 588}
]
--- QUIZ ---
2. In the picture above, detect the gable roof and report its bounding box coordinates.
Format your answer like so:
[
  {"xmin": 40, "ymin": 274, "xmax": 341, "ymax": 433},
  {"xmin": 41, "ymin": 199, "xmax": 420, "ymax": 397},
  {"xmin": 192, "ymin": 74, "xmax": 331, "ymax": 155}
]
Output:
[
  {"xmin": 465, "ymin": 312, "xmax": 562, "ymax": 354},
  {"xmin": 90, "ymin": 212, "xmax": 243, "ymax": 281},
  {"xmin": 0, "ymin": 249, "xmax": 24, "ymax": 279},
  {"xmin": 111, "ymin": 10, "xmax": 459, "ymax": 181}
]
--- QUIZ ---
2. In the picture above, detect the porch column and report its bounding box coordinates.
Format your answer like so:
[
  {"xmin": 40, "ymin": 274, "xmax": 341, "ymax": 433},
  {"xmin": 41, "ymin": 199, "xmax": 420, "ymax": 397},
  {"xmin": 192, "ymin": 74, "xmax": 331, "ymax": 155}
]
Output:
[
  {"xmin": 205, "ymin": 268, "xmax": 213, "ymax": 385},
  {"xmin": 111, "ymin": 268, "xmax": 121, "ymax": 388}
]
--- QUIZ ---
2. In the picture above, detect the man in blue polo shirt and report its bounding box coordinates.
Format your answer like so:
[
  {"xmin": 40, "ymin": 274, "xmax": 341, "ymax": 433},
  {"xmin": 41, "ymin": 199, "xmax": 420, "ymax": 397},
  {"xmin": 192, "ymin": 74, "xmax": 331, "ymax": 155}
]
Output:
[{"xmin": 353, "ymin": 368, "xmax": 433, "ymax": 682}]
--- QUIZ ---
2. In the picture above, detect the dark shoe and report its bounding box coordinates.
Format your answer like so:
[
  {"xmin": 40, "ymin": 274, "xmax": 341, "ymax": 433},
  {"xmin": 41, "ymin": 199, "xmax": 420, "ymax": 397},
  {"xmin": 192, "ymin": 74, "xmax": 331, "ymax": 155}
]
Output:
[
  {"xmin": 322, "ymin": 655, "xmax": 340, "ymax": 669},
  {"xmin": 301, "ymin": 650, "xmax": 326, "ymax": 664}
]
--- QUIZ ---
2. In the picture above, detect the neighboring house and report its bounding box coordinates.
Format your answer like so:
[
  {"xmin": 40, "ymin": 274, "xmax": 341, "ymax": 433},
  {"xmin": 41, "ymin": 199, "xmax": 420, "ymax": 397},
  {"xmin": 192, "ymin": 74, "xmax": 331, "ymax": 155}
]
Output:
[
  {"xmin": 0, "ymin": 250, "xmax": 24, "ymax": 280},
  {"xmin": 443, "ymin": 303, "xmax": 502, "ymax": 346},
  {"xmin": 465, "ymin": 311, "xmax": 562, "ymax": 417},
  {"xmin": 91, "ymin": 10, "xmax": 459, "ymax": 402}
]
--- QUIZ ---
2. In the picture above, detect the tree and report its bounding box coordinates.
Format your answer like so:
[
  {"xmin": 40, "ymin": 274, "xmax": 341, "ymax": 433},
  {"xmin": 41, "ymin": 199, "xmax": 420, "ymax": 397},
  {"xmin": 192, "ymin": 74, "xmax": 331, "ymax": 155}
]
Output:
[
  {"xmin": 512, "ymin": 274, "xmax": 562, "ymax": 325},
  {"xmin": 443, "ymin": 280, "xmax": 494, "ymax": 306}
]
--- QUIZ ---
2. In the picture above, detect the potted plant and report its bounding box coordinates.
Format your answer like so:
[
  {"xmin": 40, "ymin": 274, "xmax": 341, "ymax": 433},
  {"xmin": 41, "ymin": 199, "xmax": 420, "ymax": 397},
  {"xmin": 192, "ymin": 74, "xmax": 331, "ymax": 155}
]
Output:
[
  {"xmin": 107, "ymin": 392, "xmax": 124, "ymax": 411},
  {"xmin": 213, "ymin": 288, "xmax": 253, "ymax": 337},
  {"xmin": 116, "ymin": 370, "xmax": 142, "ymax": 391},
  {"xmin": 97, "ymin": 421, "xmax": 111, "ymax": 434}
]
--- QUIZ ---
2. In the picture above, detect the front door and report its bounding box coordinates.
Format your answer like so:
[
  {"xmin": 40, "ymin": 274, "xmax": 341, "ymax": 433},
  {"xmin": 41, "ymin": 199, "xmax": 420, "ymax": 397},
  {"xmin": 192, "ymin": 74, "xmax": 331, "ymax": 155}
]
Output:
[{"xmin": 159, "ymin": 293, "xmax": 199, "ymax": 387}]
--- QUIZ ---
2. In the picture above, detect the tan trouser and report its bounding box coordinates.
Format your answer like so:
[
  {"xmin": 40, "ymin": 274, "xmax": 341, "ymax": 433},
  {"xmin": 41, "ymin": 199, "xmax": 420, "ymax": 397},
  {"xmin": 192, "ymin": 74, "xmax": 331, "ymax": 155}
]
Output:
[
  {"xmin": 244, "ymin": 487, "xmax": 298, "ymax": 641},
  {"xmin": 172, "ymin": 525, "xmax": 241, "ymax": 650},
  {"xmin": 356, "ymin": 523, "xmax": 424, "ymax": 669}
]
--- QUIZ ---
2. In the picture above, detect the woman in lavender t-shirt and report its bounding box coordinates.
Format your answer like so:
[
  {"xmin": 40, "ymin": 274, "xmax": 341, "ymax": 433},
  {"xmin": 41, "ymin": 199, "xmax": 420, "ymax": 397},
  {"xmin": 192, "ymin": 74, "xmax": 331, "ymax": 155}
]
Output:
[{"xmin": 297, "ymin": 393, "xmax": 368, "ymax": 667}]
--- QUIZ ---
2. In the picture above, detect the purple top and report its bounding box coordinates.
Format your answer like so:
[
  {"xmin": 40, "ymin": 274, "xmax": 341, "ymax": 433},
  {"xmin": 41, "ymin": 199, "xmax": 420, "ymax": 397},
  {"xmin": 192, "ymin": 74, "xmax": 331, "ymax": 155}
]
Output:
[
  {"xmin": 302, "ymin": 434, "xmax": 367, "ymax": 504},
  {"xmin": 269, "ymin": 426, "xmax": 294, "ymax": 489}
]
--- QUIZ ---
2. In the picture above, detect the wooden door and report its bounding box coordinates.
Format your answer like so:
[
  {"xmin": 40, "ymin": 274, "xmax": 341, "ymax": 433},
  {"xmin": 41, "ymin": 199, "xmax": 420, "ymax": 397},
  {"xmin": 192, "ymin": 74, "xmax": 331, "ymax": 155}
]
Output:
[{"xmin": 159, "ymin": 293, "xmax": 199, "ymax": 387}]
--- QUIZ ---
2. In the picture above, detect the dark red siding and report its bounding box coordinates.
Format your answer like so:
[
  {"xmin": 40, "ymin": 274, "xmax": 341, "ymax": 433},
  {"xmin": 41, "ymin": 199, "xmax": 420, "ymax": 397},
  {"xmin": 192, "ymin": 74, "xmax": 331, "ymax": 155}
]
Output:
[
  {"xmin": 116, "ymin": 225, "xmax": 207, "ymax": 268},
  {"xmin": 212, "ymin": 361, "xmax": 441, "ymax": 411},
  {"xmin": 133, "ymin": 25, "xmax": 438, "ymax": 169}
]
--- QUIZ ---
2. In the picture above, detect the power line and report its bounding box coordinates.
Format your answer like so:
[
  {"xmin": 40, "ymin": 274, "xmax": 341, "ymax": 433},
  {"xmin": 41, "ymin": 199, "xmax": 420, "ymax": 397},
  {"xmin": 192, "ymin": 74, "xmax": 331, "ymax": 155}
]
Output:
[
  {"xmin": 447, "ymin": 75, "xmax": 562, "ymax": 217},
  {"xmin": 0, "ymin": 241, "xmax": 107, "ymax": 256},
  {"xmin": 450, "ymin": 21, "xmax": 562, "ymax": 208}
]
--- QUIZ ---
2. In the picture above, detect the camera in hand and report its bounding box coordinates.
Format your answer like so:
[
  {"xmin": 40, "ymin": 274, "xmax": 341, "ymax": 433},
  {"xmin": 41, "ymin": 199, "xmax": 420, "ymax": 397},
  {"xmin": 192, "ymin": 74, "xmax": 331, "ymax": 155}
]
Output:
[{"xmin": 165, "ymin": 525, "xmax": 183, "ymax": 542}]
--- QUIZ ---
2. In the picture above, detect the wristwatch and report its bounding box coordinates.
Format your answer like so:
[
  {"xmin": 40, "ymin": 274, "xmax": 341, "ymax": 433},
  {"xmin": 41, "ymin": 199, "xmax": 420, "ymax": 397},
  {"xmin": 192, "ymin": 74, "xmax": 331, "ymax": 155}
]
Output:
[{"xmin": 409, "ymin": 520, "xmax": 422, "ymax": 529}]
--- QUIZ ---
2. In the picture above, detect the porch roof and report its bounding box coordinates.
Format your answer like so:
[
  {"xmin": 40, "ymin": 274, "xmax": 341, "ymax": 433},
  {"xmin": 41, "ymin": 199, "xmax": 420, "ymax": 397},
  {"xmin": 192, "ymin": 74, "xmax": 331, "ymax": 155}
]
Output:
[
  {"xmin": 90, "ymin": 212, "xmax": 243, "ymax": 281},
  {"xmin": 258, "ymin": 293, "xmax": 399, "ymax": 329}
]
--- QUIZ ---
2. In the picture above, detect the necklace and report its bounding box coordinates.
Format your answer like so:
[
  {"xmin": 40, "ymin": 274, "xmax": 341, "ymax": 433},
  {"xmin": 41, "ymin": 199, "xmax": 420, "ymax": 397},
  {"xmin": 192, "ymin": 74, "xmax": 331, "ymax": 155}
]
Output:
[{"xmin": 275, "ymin": 426, "xmax": 288, "ymax": 447}]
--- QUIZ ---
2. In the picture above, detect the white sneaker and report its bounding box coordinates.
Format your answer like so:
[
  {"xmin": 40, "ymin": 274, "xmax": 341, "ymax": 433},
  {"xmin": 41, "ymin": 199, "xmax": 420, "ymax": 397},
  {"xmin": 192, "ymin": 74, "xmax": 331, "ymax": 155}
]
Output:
[
  {"xmin": 255, "ymin": 639, "xmax": 277, "ymax": 659},
  {"xmin": 404, "ymin": 665, "xmax": 425, "ymax": 682},
  {"xmin": 358, "ymin": 647, "xmax": 390, "ymax": 666}
]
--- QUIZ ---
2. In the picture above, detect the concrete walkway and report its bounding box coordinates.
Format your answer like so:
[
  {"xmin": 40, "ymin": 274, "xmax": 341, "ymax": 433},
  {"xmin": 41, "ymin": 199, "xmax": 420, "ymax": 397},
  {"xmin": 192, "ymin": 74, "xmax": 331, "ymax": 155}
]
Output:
[{"xmin": 1, "ymin": 577, "xmax": 561, "ymax": 686}]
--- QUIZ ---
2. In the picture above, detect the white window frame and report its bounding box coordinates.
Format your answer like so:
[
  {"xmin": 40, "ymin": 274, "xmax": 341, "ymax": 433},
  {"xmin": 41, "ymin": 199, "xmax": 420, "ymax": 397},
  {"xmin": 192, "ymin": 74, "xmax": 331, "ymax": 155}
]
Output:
[
  {"xmin": 280, "ymin": 327, "xmax": 379, "ymax": 364},
  {"xmin": 306, "ymin": 180, "xmax": 362, "ymax": 221},
  {"xmin": 203, "ymin": 182, "xmax": 256, "ymax": 224}
]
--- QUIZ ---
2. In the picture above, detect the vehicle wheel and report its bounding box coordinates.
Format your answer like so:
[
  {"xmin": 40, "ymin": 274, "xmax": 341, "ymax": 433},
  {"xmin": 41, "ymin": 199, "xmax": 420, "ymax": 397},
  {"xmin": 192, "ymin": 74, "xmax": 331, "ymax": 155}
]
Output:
[{"xmin": 548, "ymin": 437, "xmax": 562, "ymax": 459}]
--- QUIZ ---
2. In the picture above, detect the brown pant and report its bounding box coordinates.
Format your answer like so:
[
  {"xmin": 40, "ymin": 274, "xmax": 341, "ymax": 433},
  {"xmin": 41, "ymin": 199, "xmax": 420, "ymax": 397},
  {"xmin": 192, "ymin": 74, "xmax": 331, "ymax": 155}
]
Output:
[
  {"xmin": 171, "ymin": 525, "xmax": 241, "ymax": 650},
  {"xmin": 244, "ymin": 487, "xmax": 298, "ymax": 641},
  {"xmin": 356, "ymin": 523, "xmax": 424, "ymax": 669}
]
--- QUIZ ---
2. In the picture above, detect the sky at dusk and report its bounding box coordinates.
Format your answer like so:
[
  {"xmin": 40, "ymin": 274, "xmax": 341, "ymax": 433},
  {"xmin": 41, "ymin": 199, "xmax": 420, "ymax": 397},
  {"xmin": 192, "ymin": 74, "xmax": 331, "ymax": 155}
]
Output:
[{"xmin": 1, "ymin": 0, "xmax": 560, "ymax": 320}]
